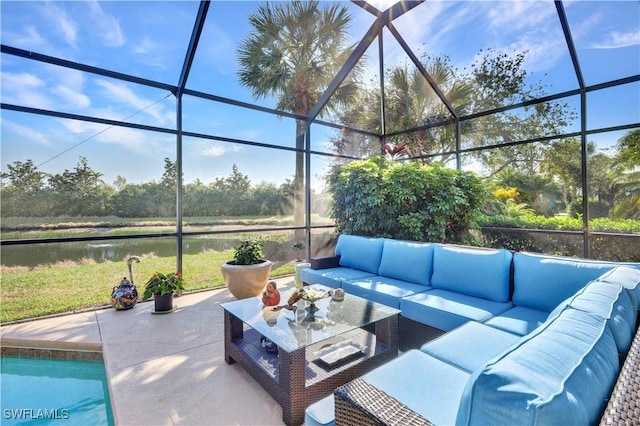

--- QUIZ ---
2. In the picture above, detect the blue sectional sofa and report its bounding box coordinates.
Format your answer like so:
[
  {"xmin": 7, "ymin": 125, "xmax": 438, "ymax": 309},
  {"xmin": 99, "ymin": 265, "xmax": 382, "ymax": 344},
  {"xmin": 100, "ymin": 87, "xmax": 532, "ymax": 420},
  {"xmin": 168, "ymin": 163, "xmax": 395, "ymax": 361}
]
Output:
[{"xmin": 301, "ymin": 234, "xmax": 640, "ymax": 426}]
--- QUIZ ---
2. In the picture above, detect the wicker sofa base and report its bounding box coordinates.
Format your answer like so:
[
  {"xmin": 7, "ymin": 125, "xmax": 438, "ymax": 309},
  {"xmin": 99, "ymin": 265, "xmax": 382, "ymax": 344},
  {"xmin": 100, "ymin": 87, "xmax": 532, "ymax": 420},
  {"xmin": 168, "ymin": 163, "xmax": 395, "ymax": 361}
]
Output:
[
  {"xmin": 334, "ymin": 378, "xmax": 432, "ymax": 426},
  {"xmin": 398, "ymin": 316, "xmax": 445, "ymax": 352},
  {"xmin": 600, "ymin": 322, "xmax": 640, "ymax": 425}
]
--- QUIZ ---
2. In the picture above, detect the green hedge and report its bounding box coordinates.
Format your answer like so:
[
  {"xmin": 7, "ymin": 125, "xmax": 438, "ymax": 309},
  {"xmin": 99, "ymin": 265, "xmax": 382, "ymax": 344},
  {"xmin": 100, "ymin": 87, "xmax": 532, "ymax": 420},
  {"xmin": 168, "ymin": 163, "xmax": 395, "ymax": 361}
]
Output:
[
  {"xmin": 478, "ymin": 214, "xmax": 640, "ymax": 262},
  {"xmin": 328, "ymin": 157, "xmax": 485, "ymax": 243}
]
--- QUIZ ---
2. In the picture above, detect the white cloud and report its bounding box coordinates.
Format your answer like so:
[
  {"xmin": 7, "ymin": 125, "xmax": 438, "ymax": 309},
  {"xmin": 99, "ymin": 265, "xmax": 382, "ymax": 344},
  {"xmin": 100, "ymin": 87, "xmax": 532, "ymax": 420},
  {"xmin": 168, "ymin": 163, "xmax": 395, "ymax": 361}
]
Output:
[
  {"xmin": 43, "ymin": 2, "xmax": 78, "ymax": 48},
  {"xmin": 58, "ymin": 119, "xmax": 168, "ymax": 155},
  {"xmin": 52, "ymin": 85, "xmax": 91, "ymax": 108},
  {"xmin": 3, "ymin": 26, "xmax": 46, "ymax": 49},
  {"xmin": 3, "ymin": 121, "xmax": 51, "ymax": 146},
  {"xmin": 1, "ymin": 72, "xmax": 52, "ymax": 109},
  {"xmin": 592, "ymin": 30, "xmax": 640, "ymax": 49},
  {"xmin": 202, "ymin": 145, "xmax": 227, "ymax": 157},
  {"xmin": 486, "ymin": 2, "xmax": 555, "ymax": 32},
  {"xmin": 133, "ymin": 37, "xmax": 158, "ymax": 55},
  {"xmin": 94, "ymin": 79, "xmax": 171, "ymax": 126},
  {"xmin": 87, "ymin": 1, "xmax": 125, "ymax": 47},
  {"xmin": 201, "ymin": 143, "xmax": 243, "ymax": 158}
]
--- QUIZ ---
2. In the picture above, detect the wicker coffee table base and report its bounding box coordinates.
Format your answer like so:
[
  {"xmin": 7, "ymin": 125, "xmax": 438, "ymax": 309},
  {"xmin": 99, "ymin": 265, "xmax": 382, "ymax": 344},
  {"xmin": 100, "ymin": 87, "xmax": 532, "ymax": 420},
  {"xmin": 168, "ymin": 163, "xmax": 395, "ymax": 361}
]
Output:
[{"xmin": 224, "ymin": 310, "xmax": 399, "ymax": 426}]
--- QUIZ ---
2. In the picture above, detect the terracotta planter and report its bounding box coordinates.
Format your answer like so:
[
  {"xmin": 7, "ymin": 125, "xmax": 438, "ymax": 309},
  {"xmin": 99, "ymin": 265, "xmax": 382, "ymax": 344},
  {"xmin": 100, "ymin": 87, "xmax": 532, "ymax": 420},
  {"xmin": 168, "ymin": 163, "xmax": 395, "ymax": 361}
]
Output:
[{"xmin": 222, "ymin": 260, "xmax": 273, "ymax": 299}]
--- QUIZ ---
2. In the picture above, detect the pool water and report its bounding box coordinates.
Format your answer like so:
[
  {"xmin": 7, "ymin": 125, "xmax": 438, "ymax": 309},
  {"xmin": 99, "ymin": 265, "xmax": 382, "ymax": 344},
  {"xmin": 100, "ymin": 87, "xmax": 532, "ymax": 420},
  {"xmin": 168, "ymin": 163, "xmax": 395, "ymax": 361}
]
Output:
[{"xmin": 1, "ymin": 355, "xmax": 115, "ymax": 425}]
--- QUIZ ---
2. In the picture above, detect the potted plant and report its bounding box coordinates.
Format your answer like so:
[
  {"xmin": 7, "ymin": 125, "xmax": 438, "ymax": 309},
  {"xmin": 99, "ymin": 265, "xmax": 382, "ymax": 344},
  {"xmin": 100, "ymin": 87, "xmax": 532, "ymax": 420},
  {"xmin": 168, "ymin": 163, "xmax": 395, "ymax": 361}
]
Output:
[
  {"xmin": 142, "ymin": 271, "xmax": 185, "ymax": 314},
  {"xmin": 292, "ymin": 241, "xmax": 310, "ymax": 288},
  {"xmin": 222, "ymin": 238, "xmax": 272, "ymax": 299}
]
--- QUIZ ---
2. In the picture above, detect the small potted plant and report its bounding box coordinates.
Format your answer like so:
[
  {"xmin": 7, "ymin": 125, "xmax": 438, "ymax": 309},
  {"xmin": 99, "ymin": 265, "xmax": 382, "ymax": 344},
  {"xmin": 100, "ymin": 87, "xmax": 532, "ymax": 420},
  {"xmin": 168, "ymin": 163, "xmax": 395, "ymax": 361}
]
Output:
[
  {"xmin": 221, "ymin": 238, "xmax": 272, "ymax": 299},
  {"xmin": 142, "ymin": 271, "xmax": 186, "ymax": 314}
]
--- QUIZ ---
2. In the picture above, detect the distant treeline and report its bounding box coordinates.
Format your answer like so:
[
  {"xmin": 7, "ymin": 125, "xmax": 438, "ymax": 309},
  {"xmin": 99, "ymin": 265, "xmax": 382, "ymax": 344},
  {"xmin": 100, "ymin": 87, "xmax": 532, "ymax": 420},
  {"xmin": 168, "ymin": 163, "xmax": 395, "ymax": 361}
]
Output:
[{"xmin": 1, "ymin": 158, "xmax": 330, "ymax": 219}]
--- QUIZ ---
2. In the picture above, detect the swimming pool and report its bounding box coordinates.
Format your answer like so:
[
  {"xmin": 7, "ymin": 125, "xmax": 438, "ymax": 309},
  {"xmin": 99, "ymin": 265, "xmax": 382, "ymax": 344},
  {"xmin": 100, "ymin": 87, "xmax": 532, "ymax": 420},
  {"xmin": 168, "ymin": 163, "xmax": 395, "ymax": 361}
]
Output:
[{"xmin": 1, "ymin": 355, "xmax": 115, "ymax": 425}]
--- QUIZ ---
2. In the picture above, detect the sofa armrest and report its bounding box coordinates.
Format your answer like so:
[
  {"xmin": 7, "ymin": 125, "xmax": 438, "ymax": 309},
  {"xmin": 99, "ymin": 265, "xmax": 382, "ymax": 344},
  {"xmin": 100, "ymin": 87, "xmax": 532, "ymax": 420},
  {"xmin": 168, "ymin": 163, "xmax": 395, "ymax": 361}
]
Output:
[
  {"xmin": 310, "ymin": 255, "xmax": 341, "ymax": 270},
  {"xmin": 334, "ymin": 378, "xmax": 432, "ymax": 426},
  {"xmin": 600, "ymin": 324, "xmax": 640, "ymax": 425}
]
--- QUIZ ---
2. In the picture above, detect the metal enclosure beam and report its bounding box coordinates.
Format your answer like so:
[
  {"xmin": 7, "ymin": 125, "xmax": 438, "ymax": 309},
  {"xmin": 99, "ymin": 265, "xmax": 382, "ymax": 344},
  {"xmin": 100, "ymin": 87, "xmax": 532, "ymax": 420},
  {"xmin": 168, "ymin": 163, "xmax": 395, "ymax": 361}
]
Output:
[{"xmin": 556, "ymin": 0, "xmax": 590, "ymax": 258}]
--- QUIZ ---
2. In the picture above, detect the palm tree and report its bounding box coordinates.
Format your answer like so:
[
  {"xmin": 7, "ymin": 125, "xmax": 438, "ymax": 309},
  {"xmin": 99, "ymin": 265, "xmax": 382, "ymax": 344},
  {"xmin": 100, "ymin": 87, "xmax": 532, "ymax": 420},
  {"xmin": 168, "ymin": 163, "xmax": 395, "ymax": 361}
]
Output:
[
  {"xmin": 358, "ymin": 57, "xmax": 474, "ymax": 163},
  {"xmin": 237, "ymin": 0, "xmax": 360, "ymax": 235}
]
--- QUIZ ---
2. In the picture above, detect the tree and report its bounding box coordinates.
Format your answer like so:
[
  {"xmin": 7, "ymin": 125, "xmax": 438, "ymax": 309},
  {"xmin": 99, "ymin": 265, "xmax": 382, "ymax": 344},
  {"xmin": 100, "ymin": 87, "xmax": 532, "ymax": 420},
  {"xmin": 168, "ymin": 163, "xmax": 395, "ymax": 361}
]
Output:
[
  {"xmin": 541, "ymin": 138, "xmax": 594, "ymax": 206},
  {"xmin": 237, "ymin": 0, "xmax": 361, "ymax": 236},
  {"xmin": 47, "ymin": 156, "xmax": 110, "ymax": 216},
  {"xmin": 468, "ymin": 49, "xmax": 576, "ymax": 176},
  {"xmin": 359, "ymin": 56, "xmax": 474, "ymax": 163},
  {"xmin": 611, "ymin": 129, "xmax": 640, "ymax": 219},
  {"xmin": 160, "ymin": 157, "xmax": 178, "ymax": 193},
  {"xmin": 0, "ymin": 159, "xmax": 45, "ymax": 192}
]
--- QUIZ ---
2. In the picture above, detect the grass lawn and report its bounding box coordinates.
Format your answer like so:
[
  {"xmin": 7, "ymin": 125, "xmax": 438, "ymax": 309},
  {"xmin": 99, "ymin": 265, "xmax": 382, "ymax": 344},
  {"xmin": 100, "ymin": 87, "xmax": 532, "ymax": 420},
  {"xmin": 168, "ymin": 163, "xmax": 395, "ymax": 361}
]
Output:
[{"xmin": 1, "ymin": 250, "xmax": 295, "ymax": 323}]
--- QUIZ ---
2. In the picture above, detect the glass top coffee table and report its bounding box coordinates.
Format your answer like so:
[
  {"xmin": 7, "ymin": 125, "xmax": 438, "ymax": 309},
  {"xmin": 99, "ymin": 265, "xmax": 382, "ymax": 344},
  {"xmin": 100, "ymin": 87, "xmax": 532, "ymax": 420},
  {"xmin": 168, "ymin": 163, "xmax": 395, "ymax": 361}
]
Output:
[{"xmin": 221, "ymin": 285, "xmax": 400, "ymax": 426}]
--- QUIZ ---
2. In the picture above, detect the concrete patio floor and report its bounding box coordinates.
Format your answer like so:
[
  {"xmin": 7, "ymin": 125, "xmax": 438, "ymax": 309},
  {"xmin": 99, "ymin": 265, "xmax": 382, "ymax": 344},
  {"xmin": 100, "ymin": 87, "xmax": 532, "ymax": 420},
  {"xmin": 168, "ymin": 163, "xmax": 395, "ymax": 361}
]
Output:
[{"xmin": 1, "ymin": 277, "xmax": 298, "ymax": 425}]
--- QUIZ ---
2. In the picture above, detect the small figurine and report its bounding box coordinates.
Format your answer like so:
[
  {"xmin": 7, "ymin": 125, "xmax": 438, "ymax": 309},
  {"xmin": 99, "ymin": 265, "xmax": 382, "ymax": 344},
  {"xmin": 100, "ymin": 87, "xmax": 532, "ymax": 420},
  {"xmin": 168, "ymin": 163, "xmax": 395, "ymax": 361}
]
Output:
[{"xmin": 262, "ymin": 281, "xmax": 281, "ymax": 307}]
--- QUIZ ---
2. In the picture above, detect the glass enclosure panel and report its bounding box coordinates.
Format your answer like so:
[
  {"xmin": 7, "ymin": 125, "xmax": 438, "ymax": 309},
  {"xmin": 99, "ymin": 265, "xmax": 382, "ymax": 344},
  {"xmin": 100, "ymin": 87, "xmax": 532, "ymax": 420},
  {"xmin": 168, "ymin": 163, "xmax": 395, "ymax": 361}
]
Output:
[
  {"xmin": 566, "ymin": 1, "xmax": 640, "ymax": 86},
  {"xmin": 480, "ymin": 228, "xmax": 585, "ymax": 257},
  {"xmin": 182, "ymin": 137, "xmax": 298, "ymax": 221},
  {"xmin": 182, "ymin": 95, "xmax": 297, "ymax": 149},
  {"xmin": 0, "ymin": 1, "xmax": 198, "ymax": 84},
  {"xmin": 189, "ymin": 1, "xmax": 367, "ymax": 114},
  {"xmin": 0, "ymin": 56, "xmax": 176, "ymax": 128},
  {"xmin": 590, "ymin": 234, "xmax": 640, "ymax": 263},
  {"xmin": 1, "ymin": 111, "xmax": 176, "ymax": 236},
  {"xmin": 311, "ymin": 122, "xmax": 379, "ymax": 158},
  {"xmin": 587, "ymin": 129, "xmax": 639, "ymax": 228},
  {"xmin": 392, "ymin": 1, "xmax": 578, "ymax": 110},
  {"xmin": 587, "ymin": 81, "xmax": 640, "ymax": 131},
  {"xmin": 181, "ymin": 230, "xmax": 298, "ymax": 292},
  {"xmin": 310, "ymin": 154, "xmax": 335, "ymax": 227},
  {"xmin": 461, "ymin": 97, "xmax": 579, "ymax": 150},
  {"xmin": 1, "ymin": 238, "xmax": 177, "ymax": 322}
]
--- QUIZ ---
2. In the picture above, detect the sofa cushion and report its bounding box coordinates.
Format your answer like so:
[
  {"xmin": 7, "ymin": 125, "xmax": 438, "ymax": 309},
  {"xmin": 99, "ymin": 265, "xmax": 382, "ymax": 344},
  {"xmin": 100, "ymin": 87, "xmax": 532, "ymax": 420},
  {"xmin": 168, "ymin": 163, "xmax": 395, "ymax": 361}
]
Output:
[
  {"xmin": 342, "ymin": 276, "xmax": 431, "ymax": 309},
  {"xmin": 512, "ymin": 252, "xmax": 624, "ymax": 312},
  {"xmin": 457, "ymin": 308, "xmax": 619, "ymax": 426},
  {"xmin": 566, "ymin": 280, "xmax": 636, "ymax": 354},
  {"xmin": 335, "ymin": 235, "xmax": 384, "ymax": 274},
  {"xmin": 400, "ymin": 289, "xmax": 513, "ymax": 332},
  {"xmin": 421, "ymin": 321, "xmax": 520, "ymax": 373},
  {"xmin": 431, "ymin": 245, "xmax": 512, "ymax": 302},
  {"xmin": 304, "ymin": 395, "xmax": 334, "ymax": 426},
  {"xmin": 483, "ymin": 306, "xmax": 550, "ymax": 336},
  {"xmin": 300, "ymin": 267, "xmax": 376, "ymax": 289},
  {"xmin": 362, "ymin": 350, "xmax": 471, "ymax": 426},
  {"xmin": 596, "ymin": 266, "xmax": 640, "ymax": 310},
  {"xmin": 377, "ymin": 239, "xmax": 433, "ymax": 286}
]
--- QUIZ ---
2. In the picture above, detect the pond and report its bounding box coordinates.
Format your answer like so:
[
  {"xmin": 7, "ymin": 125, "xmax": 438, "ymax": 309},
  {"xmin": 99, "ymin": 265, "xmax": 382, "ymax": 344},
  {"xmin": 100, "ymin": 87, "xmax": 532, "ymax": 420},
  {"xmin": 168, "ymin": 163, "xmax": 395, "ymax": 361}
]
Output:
[{"xmin": 0, "ymin": 236, "xmax": 240, "ymax": 268}]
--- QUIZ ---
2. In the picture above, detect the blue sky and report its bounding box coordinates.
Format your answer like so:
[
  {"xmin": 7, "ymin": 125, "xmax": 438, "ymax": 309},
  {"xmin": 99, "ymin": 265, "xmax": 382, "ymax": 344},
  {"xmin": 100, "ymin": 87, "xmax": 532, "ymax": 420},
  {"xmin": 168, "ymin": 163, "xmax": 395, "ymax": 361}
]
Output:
[{"xmin": 1, "ymin": 1, "xmax": 639, "ymax": 189}]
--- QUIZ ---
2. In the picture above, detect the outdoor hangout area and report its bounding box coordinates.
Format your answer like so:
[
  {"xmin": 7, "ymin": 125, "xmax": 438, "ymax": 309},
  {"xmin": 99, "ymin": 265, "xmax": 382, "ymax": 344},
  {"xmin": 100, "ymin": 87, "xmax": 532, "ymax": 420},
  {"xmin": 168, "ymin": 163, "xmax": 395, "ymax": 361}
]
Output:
[{"xmin": 1, "ymin": 0, "xmax": 639, "ymax": 425}]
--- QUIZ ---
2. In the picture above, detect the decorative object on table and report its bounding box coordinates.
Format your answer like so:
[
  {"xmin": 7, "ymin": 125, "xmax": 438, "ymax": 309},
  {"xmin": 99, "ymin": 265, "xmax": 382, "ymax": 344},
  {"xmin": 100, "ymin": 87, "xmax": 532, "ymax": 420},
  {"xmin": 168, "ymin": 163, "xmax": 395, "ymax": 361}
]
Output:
[
  {"xmin": 291, "ymin": 242, "xmax": 311, "ymax": 288},
  {"xmin": 222, "ymin": 238, "xmax": 273, "ymax": 299},
  {"xmin": 332, "ymin": 288, "xmax": 346, "ymax": 302},
  {"xmin": 261, "ymin": 281, "xmax": 281, "ymax": 306},
  {"xmin": 142, "ymin": 271, "xmax": 186, "ymax": 314},
  {"xmin": 110, "ymin": 255, "xmax": 141, "ymax": 310},
  {"xmin": 271, "ymin": 286, "xmax": 332, "ymax": 313},
  {"xmin": 314, "ymin": 340, "xmax": 367, "ymax": 366},
  {"xmin": 260, "ymin": 335, "xmax": 278, "ymax": 355}
]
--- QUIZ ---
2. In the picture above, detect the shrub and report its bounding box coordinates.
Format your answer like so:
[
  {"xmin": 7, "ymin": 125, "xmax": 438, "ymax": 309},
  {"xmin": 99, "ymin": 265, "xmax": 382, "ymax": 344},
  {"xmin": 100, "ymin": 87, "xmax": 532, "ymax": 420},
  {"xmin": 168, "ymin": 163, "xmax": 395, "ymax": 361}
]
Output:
[{"xmin": 327, "ymin": 157, "xmax": 485, "ymax": 243}]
